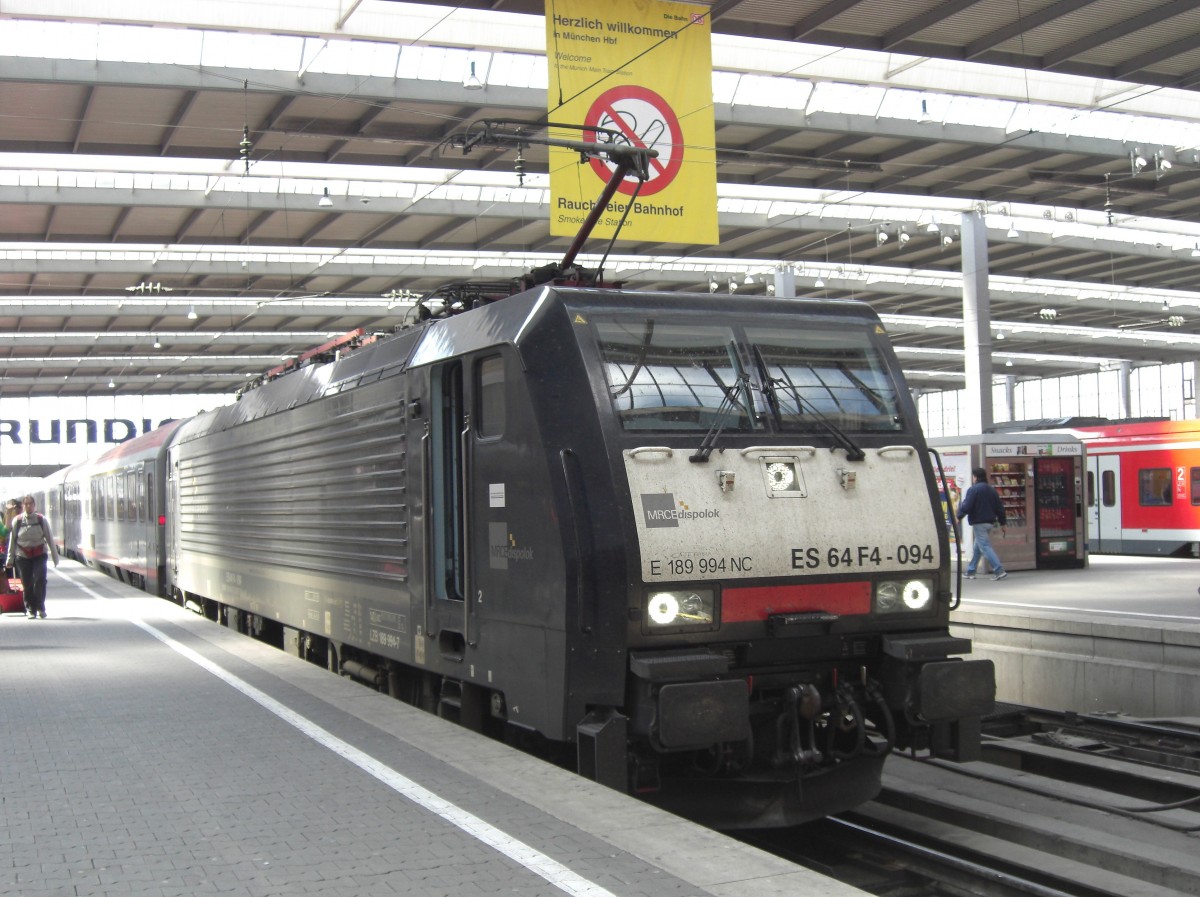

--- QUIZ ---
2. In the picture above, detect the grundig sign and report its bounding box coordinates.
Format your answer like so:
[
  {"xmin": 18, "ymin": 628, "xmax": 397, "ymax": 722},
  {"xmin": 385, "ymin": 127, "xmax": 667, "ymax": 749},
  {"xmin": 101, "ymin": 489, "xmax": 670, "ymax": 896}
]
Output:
[{"xmin": 0, "ymin": 418, "xmax": 174, "ymax": 445}]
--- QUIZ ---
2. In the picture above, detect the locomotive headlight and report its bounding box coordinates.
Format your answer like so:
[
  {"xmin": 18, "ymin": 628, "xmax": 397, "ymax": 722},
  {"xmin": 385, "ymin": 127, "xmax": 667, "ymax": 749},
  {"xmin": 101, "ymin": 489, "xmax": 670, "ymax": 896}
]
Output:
[
  {"xmin": 874, "ymin": 578, "xmax": 933, "ymax": 614},
  {"xmin": 766, "ymin": 462, "xmax": 794, "ymax": 491},
  {"xmin": 901, "ymin": 579, "xmax": 932, "ymax": 609},
  {"xmin": 646, "ymin": 589, "xmax": 716, "ymax": 629},
  {"xmin": 648, "ymin": 593, "xmax": 681, "ymax": 624}
]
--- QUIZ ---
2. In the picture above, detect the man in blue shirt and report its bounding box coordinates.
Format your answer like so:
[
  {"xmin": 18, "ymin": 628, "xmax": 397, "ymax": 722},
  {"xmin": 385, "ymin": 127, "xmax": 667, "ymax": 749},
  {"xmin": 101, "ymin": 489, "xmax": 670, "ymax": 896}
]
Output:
[{"xmin": 956, "ymin": 467, "xmax": 1008, "ymax": 581}]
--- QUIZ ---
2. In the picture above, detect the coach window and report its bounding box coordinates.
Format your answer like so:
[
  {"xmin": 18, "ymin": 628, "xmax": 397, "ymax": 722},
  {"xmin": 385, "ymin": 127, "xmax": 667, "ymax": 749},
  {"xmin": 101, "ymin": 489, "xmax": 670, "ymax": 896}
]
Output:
[
  {"xmin": 1085, "ymin": 471, "xmax": 1095, "ymax": 507},
  {"xmin": 126, "ymin": 470, "xmax": 138, "ymax": 522},
  {"xmin": 476, "ymin": 355, "xmax": 505, "ymax": 438},
  {"xmin": 1101, "ymin": 470, "xmax": 1116, "ymax": 507},
  {"xmin": 1191, "ymin": 468, "xmax": 1200, "ymax": 505},
  {"xmin": 1138, "ymin": 468, "xmax": 1173, "ymax": 506}
]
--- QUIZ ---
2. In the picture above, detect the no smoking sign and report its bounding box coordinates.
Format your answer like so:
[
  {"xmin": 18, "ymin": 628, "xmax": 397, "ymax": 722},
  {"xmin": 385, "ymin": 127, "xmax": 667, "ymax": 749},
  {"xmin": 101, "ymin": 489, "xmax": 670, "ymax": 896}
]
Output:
[{"xmin": 584, "ymin": 85, "xmax": 684, "ymax": 197}]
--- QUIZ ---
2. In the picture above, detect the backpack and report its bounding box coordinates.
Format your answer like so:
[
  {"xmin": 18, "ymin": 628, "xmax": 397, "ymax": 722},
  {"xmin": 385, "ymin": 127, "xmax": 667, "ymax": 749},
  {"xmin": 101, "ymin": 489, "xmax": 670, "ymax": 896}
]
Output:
[{"xmin": 13, "ymin": 514, "xmax": 47, "ymax": 559}]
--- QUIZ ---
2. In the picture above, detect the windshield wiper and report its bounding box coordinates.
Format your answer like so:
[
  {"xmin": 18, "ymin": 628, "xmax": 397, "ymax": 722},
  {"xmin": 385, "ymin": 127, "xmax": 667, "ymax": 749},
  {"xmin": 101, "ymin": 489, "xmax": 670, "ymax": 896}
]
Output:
[
  {"xmin": 834, "ymin": 361, "xmax": 891, "ymax": 415},
  {"xmin": 751, "ymin": 347, "xmax": 866, "ymax": 462},
  {"xmin": 690, "ymin": 361, "xmax": 751, "ymax": 463},
  {"xmin": 610, "ymin": 320, "xmax": 655, "ymax": 400}
]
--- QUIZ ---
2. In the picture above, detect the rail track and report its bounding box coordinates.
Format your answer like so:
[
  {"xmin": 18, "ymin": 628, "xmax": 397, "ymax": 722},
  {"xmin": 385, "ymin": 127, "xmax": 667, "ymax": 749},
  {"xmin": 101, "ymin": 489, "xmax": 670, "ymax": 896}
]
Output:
[{"xmin": 747, "ymin": 707, "xmax": 1200, "ymax": 897}]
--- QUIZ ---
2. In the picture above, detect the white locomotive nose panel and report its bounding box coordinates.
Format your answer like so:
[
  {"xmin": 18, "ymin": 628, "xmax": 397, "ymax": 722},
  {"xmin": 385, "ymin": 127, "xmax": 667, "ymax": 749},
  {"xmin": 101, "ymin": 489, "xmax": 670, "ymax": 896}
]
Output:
[{"xmin": 624, "ymin": 445, "xmax": 941, "ymax": 581}]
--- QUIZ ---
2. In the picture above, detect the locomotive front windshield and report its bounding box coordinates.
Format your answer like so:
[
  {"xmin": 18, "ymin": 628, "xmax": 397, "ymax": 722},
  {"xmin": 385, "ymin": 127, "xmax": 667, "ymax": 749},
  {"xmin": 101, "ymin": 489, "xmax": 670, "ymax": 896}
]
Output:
[
  {"xmin": 599, "ymin": 322, "xmax": 754, "ymax": 431},
  {"xmin": 746, "ymin": 327, "xmax": 902, "ymax": 432},
  {"xmin": 595, "ymin": 317, "xmax": 903, "ymax": 433}
]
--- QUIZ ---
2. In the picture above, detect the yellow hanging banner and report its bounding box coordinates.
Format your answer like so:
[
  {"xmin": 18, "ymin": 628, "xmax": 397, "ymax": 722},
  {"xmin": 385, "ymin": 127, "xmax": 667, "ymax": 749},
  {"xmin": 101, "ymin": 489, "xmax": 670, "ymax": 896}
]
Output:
[{"xmin": 545, "ymin": 0, "xmax": 718, "ymax": 245}]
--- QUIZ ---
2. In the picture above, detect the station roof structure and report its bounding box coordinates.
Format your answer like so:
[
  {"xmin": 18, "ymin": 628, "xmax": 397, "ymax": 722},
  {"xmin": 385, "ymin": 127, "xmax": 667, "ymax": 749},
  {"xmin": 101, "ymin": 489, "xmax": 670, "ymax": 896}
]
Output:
[{"xmin": 5, "ymin": 0, "xmax": 1200, "ymax": 396}]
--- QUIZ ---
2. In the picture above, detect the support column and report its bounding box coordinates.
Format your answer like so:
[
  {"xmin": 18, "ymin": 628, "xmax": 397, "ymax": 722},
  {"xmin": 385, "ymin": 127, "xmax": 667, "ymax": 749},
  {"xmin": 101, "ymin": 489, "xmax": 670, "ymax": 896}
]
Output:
[
  {"xmin": 960, "ymin": 210, "xmax": 993, "ymax": 433},
  {"xmin": 773, "ymin": 265, "xmax": 796, "ymax": 299},
  {"xmin": 1190, "ymin": 362, "xmax": 1199, "ymax": 419},
  {"xmin": 1005, "ymin": 375, "xmax": 1017, "ymax": 422},
  {"xmin": 1119, "ymin": 361, "xmax": 1132, "ymax": 418}
]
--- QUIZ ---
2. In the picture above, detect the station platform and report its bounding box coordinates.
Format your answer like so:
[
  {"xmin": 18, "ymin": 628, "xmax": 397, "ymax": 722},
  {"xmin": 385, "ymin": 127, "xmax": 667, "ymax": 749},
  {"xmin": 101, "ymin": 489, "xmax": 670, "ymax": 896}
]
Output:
[
  {"xmin": 950, "ymin": 555, "xmax": 1200, "ymax": 719},
  {"xmin": 0, "ymin": 564, "xmax": 866, "ymax": 897}
]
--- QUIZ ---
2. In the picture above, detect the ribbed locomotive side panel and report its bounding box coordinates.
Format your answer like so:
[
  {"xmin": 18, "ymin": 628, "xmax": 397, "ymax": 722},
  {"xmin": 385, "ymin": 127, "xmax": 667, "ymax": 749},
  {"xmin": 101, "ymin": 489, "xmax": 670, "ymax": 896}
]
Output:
[
  {"xmin": 172, "ymin": 376, "xmax": 413, "ymax": 655},
  {"xmin": 178, "ymin": 389, "xmax": 406, "ymax": 576}
]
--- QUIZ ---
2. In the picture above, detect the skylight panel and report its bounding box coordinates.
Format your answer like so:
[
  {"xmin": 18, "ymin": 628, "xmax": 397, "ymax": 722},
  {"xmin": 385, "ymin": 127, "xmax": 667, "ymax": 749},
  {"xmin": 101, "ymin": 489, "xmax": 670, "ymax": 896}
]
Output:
[
  {"xmin": 307, "ymin": 38, "xmax": 399, "ymax": 78},
  {"xmin": 394, "ymin": 45, "xmax": 428, "ymax": 80},
  {"xmin": 1, "ymin": 21, "xmax": 47, "ymax": 59},
  {"xmin": 1007, "ymin": 104, "xmax": 1071, "ymax": 136},
  {"xmin": 729, "ymin": 74, "xmax": 811, "ymax": 109},
  {"xmin": 1125, "ymin": 115, "xmax": 1200, "ymax": 150},
  {"xmin": 1065, "ymin": 108, "xmax": 1136, "ymax": 142},
  {"xmin": 200, "ymin": 30, "xmax": 303, "ymax": 71},
  {"xmin": 807, "ymin": 82, "xmax": 886, "ymax": 116},
  {"xmin": 427, "ymin": 46, "xmax": 470, "ymax": 83},
  {"xmin": 487, "ymin": 53, "xmax": 547, "ymax": 89},
  {"xmin": 942, "ymin": 94, "xmax": 1015, "ymax": 128}
]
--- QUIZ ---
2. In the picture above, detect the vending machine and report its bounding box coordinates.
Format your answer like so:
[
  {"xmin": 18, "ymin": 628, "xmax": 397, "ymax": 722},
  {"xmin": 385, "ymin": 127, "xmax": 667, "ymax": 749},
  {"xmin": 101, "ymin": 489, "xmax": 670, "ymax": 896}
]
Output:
[{"xmin": 930, "ymin": 434, "xmax": 1087, "ymax": 571}]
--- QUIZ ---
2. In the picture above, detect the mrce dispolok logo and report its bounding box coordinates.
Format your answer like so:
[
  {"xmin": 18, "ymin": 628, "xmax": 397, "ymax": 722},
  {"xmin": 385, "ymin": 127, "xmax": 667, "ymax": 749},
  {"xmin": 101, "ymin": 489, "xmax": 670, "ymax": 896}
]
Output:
[{"xmin": 640, "ymin": 493, "xmax": 721, "ymax": 528}]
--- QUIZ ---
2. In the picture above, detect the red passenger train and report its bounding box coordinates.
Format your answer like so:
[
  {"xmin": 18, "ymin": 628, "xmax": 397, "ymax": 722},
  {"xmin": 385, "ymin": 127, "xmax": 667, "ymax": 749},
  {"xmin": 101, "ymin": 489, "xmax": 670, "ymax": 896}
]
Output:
[{"xmin": 1065, "ymin": 419, "xmax": 1200, "ymax": 557}]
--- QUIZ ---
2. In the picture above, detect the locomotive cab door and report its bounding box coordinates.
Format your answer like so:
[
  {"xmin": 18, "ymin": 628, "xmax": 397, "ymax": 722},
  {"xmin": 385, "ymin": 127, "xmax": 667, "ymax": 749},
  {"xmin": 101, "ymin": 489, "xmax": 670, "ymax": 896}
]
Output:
[{"xmin": 421, "ymin": 359, "xmax": 474, "ymax": 656}]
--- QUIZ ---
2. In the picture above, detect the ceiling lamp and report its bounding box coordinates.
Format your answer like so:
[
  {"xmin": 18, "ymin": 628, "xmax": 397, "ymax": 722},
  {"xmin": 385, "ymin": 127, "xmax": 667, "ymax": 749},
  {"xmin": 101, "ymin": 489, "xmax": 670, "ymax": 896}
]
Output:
[
  {"xmin": 1130, "ymin": 150, "xmax": 1148, "ymax": 174},
  {"xmin": 463, "ymin": 60, "xmax": 484, "ymax": 90},
  {"xmin": 1006, "ymin": 222, "xmax": 1019, "ymax": 238},
  {"xmin": 814, "ymin": 276, "xmax": 826, "ymax": 287},
  {"xmin": 107, "ymin": 379, "xmax": 116, "ymax": 388},
  {"xmin": 318, "ymin": 187, "xmax": 333, "ymax": 208},
  {"xmin": 187, "ymin": 305, "xmax": 198, "ymax": 320},
  {"xmin": 876, "ymin": 229, "xmax": 889, "ymax": 245}
]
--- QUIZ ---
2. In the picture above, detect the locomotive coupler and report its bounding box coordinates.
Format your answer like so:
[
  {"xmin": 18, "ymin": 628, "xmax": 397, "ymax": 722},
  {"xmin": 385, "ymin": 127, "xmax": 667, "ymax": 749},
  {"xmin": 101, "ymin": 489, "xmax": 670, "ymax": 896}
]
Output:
[
  {"xmin": 827, "ymin": 681, "xmax": 867, "ymax": 760},
  {"xmin": 772, "ymin": 684, "xmax": 824, "ymax": 768}
]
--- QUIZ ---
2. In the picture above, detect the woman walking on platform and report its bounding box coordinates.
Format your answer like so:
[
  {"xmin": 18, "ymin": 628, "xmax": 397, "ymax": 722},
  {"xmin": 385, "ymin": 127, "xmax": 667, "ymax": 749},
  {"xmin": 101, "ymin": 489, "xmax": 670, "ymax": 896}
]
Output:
[{"xmin": 6, "ymin": 495, "xmax": 60, "ymax": 618}]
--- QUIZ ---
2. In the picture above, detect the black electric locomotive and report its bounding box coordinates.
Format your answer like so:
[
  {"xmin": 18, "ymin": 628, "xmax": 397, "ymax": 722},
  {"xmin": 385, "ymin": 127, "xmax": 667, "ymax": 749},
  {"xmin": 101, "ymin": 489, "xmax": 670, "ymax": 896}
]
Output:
[
  {"xmin": 46, "ymin": 123, "xmax": 993, "ymax": 827},
  {"xmin": 51, "ymin": 285, "xmax": 993, "ymax": 828}
]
